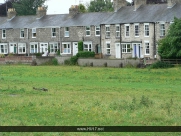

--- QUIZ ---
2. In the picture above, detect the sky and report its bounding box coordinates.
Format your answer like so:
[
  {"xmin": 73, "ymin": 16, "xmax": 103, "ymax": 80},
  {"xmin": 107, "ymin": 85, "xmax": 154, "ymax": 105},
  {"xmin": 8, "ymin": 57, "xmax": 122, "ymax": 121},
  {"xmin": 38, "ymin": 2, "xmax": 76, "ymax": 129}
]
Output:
[{"xmin": 0, "ymin": 0, "xmax": 132, "ymax": 15}]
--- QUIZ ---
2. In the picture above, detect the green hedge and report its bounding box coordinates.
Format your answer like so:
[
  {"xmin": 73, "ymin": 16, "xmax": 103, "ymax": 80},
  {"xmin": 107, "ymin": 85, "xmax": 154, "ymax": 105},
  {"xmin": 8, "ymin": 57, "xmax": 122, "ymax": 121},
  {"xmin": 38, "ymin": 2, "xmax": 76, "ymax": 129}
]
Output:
[
  {"xmin": 76, "ymin": 51, "xmax": 95, "ymax": 58},
  {"xmin": 78, "ymin": 41, "xmax": 83, "ymax": 52},
  {"xmin": 149, "ymin": 61, "xmax": 173, "ymax": 69}
]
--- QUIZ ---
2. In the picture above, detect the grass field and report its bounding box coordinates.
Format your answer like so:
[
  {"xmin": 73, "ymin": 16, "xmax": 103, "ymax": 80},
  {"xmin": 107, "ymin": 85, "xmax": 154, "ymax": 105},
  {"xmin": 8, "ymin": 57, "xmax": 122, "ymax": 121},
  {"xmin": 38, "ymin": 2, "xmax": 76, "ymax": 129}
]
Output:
[{"xmin": 0, "ymin": 65, "xmax": 181, "ymax": 136}]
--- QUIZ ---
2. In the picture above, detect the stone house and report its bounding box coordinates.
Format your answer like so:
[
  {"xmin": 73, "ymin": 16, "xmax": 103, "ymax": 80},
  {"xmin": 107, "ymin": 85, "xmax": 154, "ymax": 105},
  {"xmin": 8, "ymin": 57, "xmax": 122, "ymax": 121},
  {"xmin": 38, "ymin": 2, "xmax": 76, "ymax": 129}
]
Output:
[{"xmin": 0, "ymin": 0, "xmax": 180, "ymax": 59}]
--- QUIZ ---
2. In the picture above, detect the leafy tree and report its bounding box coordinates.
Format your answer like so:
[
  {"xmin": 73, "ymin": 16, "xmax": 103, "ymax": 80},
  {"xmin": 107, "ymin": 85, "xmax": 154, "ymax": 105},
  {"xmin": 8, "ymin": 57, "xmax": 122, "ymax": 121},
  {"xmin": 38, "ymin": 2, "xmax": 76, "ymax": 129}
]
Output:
[
  {"xmin": 12, "ymin": 0, "xmax": 47, "ymax": 15},
  {"xmin": 87, "ymin": 0, "xmax": 113, "ymax": 12},
  {"xmin": 79, "ymin": 4, "xmax": 87, "ymax": 13},
  {"xmin": 158, "ymin": 17, "xmax": 181, "ymax": 59}
]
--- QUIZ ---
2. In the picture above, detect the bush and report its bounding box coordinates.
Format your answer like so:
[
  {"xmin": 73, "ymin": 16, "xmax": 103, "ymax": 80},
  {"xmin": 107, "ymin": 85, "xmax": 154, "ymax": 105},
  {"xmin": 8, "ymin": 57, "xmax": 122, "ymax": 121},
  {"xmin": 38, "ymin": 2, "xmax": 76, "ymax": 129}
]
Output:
[
  {"xmin": 149, "ymin": 61, "xmax": 173, "ymax": 69},
  {"xmin": 70, "ymin": 56, "xmax": 78, "ymax": 65},
  {"xmin": 42, "ymin": 58, "xmax": 58, "ymax": 65},
  {"xmin": 78, "ymin": 41, "xmax": 83, "ymax": 52},
  {"xmin": 56, "ymin": 49, "xmax": 60, "ymax": 56},
  {"xmin": 0, "ymin": 54, "xmax": 5, "ymax": 58},
  {"xmin": 64, "ymin": 56, "xmax": 79, "ymax": 65},
  {"xmin": 34, "ymin": 53, "xmax": 43, "ymax": 57},
  {"xmin": 76, "ymin": 51, "xmax": 95, "ymax": 58}
]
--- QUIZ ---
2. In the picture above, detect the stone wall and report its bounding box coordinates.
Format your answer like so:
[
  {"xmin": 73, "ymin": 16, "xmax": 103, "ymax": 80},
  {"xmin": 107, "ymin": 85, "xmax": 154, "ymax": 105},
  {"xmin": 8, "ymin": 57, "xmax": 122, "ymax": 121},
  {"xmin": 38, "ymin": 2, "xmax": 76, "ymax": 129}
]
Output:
[{"xmin": 78, "ymin": 58, "xmax": 141, "ymax": 67}]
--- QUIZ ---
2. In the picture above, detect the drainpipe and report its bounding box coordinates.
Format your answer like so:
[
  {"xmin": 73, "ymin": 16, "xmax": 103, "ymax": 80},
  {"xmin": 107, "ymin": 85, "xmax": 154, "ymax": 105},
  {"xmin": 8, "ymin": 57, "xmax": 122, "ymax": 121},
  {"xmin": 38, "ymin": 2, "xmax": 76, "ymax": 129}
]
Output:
[
  {"xmin": 120, "ymin": 23, "xmax": 122, "ymax": 58},
  {"xmin": 100, "ymin": 24, "xmax": 102, "ymax": 57},
  {"xmin": 154, "ymin": 22, "xmax": 156, "ymax": 59},
  {"xmin": 59, "ymin": 27, "xmax": 61, "ymax": 53}
]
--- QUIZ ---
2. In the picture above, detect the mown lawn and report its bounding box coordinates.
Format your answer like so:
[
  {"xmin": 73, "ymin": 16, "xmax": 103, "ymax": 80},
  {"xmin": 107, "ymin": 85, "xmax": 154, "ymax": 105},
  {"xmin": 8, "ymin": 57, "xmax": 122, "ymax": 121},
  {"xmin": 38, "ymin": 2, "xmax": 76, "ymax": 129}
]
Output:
[{"xmin": 0, "ymin": 65, "xmax": 181, "ymax": 136}]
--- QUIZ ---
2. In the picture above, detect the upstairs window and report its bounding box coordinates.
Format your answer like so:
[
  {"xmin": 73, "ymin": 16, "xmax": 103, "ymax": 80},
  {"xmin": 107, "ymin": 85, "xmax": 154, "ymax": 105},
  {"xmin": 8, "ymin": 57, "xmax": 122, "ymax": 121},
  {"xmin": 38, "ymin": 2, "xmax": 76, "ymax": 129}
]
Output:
[
  {"xmin": 134, "ymin": 24, "xmax": 139, "ymax": 37},
  {"xmin": 64, "ymin": 27, "xmax": 69, "ymax": 37},
  {"xmin": 52, "ymin": 28, "xmax": 56, "ymax": 37},
  {"xmin": 20, "ymin": 29, "xmax": 24, "ymax": 38},
  {"xmin": 105, "ymin": 25, "xmax": 110, "ymax": 38},
  {"xmin": 116, "ymin": 25, "xmax": 120, "ymax": 38},
  {"xmin": 32, "ymin": 28, "xmax": 36, "ymax": 38},
  {"xmin": 160, "ymin": 23, "xmax": 165, "ymax": 37},
  {"xmin": 125, "ymin": 24, "xmax": 130, "ymax": 37},
  {"xmin": 144, "ymin": 23, "xmax": 149, "ymax": 37},
  {"xmin": 95, "ymin": 26, "xmax": 100, "ymax": 36},
  {"xmin": 86, "ymin": 26, "xmax": 90, "ymax": 36},
  {"xmin": 2, "ymin": 29, "xmax": 6, "ymax": 39}
]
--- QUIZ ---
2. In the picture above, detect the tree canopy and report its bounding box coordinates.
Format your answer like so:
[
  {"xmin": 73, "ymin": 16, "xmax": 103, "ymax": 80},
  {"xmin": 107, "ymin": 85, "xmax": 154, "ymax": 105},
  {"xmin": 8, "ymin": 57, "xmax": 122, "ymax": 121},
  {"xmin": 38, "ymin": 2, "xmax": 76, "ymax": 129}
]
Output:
[
  {"xmin": 87, "ymin": 0, "xmax": 113, "ymax": 12},
  {"xmin": 158, "ymin": 17, "xmax": 181, "ymax": 59},
  {"xmin": 12, "ymin": 0, "xmax": 47, "ymax": 15},
  {"xmin": 78, "ymin": 4, "xmax": 86, "ymax": 13}
]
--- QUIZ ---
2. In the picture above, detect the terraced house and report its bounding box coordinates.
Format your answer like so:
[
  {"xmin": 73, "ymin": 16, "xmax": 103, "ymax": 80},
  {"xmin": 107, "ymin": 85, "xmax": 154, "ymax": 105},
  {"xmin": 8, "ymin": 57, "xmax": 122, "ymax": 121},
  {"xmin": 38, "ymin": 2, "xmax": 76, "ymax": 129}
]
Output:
[{"xmin": 0, "ymin": 0, "xmax": 181, "ymax": 59}]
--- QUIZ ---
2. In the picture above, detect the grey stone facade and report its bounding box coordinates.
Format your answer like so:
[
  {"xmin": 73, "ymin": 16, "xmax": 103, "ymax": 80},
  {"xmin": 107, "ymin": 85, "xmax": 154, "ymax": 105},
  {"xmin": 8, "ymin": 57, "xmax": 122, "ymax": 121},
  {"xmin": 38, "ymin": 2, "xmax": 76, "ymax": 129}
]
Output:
[{"xmin": 0, "ymin": 0, "xmax": 180, "ymax": 60}]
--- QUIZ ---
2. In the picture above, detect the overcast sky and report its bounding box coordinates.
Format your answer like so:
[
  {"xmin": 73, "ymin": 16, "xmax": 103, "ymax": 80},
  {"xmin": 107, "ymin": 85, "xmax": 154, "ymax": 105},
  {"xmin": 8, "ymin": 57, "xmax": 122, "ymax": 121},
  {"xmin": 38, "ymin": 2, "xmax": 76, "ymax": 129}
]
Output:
[{"xmin": 0, "ymin": 0, "xmax": 132, "ymax": 15}]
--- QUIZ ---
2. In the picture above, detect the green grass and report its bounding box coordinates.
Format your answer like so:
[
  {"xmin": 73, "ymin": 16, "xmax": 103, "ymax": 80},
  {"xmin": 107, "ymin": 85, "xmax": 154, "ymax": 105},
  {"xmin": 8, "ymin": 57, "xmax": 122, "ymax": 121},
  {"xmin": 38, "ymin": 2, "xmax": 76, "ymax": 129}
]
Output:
[{"xmin": 0, "ymin": 65, "xmax": 181, "ymax": 136}]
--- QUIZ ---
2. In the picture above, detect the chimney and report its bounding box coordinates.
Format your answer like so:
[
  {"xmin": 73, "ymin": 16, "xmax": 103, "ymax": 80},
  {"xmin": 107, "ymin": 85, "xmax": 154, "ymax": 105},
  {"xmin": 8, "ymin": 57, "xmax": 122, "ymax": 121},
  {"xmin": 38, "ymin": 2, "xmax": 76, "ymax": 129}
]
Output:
[
  {"xmin": 113, "ymin": 0, "xmax": 127, "ymax": 12},
  {"xmin": 69, "ymin": 5, "xmax": 79, "ymax": 17},
  {"xmin": 167, "ymin": 0, "xmax": 176, "ymax": 8},
  {"xmin": 37, "ymin": 7, "xmax": 47, "ymax": 19},
  {"xmin": 134, "ymin": 0, "xmax": 146, "ymax": 11},
  {"xmin": 7, "ymin": 8, "xmax": 16, "ymax": 19}
]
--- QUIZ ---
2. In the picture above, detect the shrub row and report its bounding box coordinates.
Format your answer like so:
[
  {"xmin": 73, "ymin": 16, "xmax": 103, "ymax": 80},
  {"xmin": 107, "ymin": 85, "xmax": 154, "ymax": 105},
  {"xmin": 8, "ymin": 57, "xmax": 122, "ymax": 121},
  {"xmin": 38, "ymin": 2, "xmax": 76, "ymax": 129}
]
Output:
[
  {"xmin": 149, "ymin": 61, "xmax": 174, "ymax": 69},
  {"xmin": 76, "ymin": 51, "xmax": 95, "ymax": 58}
]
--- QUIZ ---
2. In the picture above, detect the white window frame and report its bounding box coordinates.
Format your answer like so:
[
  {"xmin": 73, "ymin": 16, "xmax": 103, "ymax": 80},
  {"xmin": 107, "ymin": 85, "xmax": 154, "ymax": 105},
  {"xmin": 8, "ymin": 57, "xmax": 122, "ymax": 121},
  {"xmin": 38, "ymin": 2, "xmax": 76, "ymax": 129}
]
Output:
[
  {"xmin": 125, "ymin": 24, "xmax": 130, "ymax": 37},
  {"xmin": 30, "ymin": 42, "xmax": 38, "ymax": 53},
  {"xmin": 95, "ymin": 26, "xmax": 100, "ymax": 36},
  {"xmin": 52, "ymin": 28, "xmax": 56, "ymax": 37},
  {"xmin": 160, "ymin": 23, "xmax": 165, "ymax": 37},
  {"xmin": 64, "ymin": 27, "xmax": 69, "ymax": 37},
  {"xmin": 83, "ymin": 41, "xmax": 92, "ymax": 51},
  {"xmin": 121, "ymin": 43, "xmax": 131, "ymax": 53},
  {"xmin": 106, "ymin": 41, "xmax": 111, "ymax": 55},
  {"xmin": 2, "ymin": 29, "xmax": 6, "ymax": 39},
  {"xmin": 49, "ymin": 42, "xmax": 58, "ymax": 53},
  {"xmin": 20, "ymin": 28, "xmax": 25, "ymax": 38},
  {"xmin": 144, "ymin": 23, "xmax": 149, "ymax": 37},
  {"xmin": 86, "ymin": 26, "xmax": 91, "ymax": 36},
  {"xmin": 32, "ymin": 28, "xmax": 36, "ymax": 38},
  {"xmin": 105, "ymin": 25, "xmax": 110, "ymax": 38},
  {"xmin": 145, "ymin": 41, "xmax": 150, "ymax": 55},
  {"xmin": 0, "ymin": 43, "xmax": 8, "ymax": 54},
  {"xmin": 134, "ymin": 23, "xmax": 139, "ymax": 37},
  {"xmin": 18, "ymin": 43, "xmax": 26, "ymax": 54},
  {"xmin": 62, "ymin": 42, "xmax": 71, "ymax": 54},
  {"xmin": 116, "ymin": 24, "xmax": 120, "ymax": 38}
]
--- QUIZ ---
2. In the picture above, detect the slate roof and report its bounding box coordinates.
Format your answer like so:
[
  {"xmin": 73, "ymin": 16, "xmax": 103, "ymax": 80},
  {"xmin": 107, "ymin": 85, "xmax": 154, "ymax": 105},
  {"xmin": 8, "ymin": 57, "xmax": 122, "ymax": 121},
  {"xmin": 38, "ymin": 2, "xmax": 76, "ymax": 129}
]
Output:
[
  {"xmin": 102, "ymin": 3, "xmax": 181, "ymax": 24},
  {"xmin": 0, "ymin": 3, "xmax": 181, "ymax": 29}
]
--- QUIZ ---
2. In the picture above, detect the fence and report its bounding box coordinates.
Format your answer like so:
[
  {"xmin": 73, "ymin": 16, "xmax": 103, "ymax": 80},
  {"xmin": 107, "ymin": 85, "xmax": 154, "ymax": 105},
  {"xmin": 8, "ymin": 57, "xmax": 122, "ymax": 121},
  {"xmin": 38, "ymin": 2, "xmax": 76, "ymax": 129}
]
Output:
[{"xmin": 161, "ymin": 59, "xmax": 181, "ymax": 64}]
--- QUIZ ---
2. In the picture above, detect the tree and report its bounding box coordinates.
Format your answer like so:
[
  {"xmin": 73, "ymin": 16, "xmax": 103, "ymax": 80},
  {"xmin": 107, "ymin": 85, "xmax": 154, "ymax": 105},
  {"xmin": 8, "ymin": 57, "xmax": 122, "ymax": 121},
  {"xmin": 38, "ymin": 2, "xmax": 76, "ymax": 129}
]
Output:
[
  {"xmin": 158, "ymin": 17, "xmax": 181, "ymax": 59},
  {"xmin": 79, "ymin": 4, "xmax": 87, "ymax": 13},
  {"xmin": 87, "ymin": 0, "xmax": 113, "ymax": 12},
  {"xmin": 12, "ymin": 0, "xmax": 47, "ymax": 15}
]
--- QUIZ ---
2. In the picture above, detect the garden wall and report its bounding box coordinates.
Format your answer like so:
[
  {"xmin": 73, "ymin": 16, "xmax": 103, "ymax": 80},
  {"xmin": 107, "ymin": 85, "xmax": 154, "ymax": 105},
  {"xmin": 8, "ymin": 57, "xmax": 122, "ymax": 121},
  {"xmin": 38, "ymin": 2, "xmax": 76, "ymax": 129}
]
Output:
[{"xmin": 78, "ymin": 58, "xmax": 141, "ymax": 67}]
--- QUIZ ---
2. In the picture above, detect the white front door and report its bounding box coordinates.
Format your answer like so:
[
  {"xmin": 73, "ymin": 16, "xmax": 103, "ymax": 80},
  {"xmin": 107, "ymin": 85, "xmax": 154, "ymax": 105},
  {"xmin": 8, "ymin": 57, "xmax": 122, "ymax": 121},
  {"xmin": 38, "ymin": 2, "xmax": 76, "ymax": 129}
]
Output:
[
  {"xmin": 9, "ymin": 43, "xmax": 17, "ymax": 54},
  {"xmin": 115, "ymin": 43, "xmax": 121, "ymax": 58},
  {"xmin": 40, "ymin": 43, "xmax": 48, "ymax": 53},
  {"xmin": 73, "ymin": 42, "xmax": 78, "ymax": 56}
]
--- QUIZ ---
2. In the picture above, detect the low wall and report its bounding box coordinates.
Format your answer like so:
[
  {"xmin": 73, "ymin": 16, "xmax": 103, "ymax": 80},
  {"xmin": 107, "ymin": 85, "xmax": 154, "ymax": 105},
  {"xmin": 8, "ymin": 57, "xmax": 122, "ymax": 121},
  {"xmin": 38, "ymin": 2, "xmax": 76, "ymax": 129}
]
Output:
[
  {"xmin": 35, "ymin": 57, "xmax": 54, "ymax": 65},
  {"xmin": 55, "ymin": 56, "xmax": 71, "ymax": 64},
  {"xmin": 78, "ymin": 58, "xmax": 141, "ymax": 67},
  {"xmin": 4, "ymin": 56, "xmax": 33, "ymax": 64}
]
